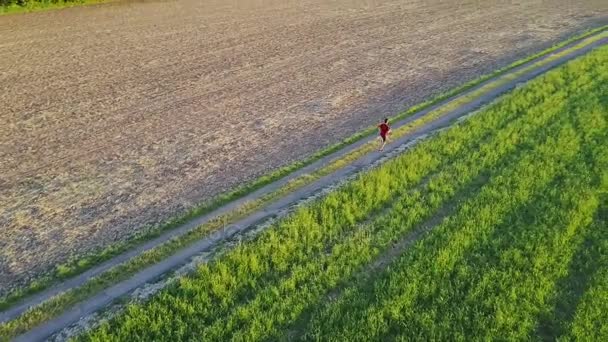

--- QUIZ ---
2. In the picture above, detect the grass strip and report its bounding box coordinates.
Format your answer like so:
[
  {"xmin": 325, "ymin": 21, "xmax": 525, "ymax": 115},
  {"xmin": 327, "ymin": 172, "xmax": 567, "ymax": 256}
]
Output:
[{"xmin": 0, "ymin": 0, "xmax": 112, "ymax": 15}]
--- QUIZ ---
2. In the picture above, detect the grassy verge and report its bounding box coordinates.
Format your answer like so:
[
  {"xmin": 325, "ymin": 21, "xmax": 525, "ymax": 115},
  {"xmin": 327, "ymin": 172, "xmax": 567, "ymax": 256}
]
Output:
[
  {"xmin": 74, "ymin": 39, "xmax": 608, "ymax": 341},
  {"xmin": 0, "ymin": 25, "xmax": 606, "ymax": 341},
  {"xmin": 0, "ymin": 0, "xmax": 111, "ymax": 15}
]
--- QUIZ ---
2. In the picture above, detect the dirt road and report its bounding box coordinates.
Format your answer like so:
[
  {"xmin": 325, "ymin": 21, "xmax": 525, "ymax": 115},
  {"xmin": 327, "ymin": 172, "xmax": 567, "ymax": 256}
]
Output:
[{"xmin": 0, "ymin": 0, "xmax": 606, "ymax": 293}]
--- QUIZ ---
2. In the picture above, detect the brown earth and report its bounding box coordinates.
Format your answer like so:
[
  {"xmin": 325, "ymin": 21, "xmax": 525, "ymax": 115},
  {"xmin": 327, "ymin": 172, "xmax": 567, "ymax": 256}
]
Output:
[{"xmin": 0, "ymin": 0, "xmax": 606, "ymax": 294}]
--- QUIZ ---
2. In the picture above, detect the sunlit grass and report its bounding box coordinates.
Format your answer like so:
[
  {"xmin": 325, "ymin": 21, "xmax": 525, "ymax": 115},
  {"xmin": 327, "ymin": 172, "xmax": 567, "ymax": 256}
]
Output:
[{"xmin": 0, "ymin": 0, "xmax": 113, "ymax": 15}]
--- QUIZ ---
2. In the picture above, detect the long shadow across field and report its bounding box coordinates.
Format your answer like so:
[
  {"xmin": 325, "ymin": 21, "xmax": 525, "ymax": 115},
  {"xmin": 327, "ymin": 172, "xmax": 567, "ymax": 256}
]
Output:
[
  {"xmin": 282, "ymin": 172, "xmax": 490, "ymax": 340},
  {"xmin": 535, "ymin": 205, "xmax": 608, "ymax": 340}
]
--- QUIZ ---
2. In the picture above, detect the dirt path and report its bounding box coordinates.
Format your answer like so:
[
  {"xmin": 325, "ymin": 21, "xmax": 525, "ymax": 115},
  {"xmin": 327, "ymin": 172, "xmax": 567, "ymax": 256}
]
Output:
[
  {"xmin": 1, "ymin": 0, "xmax": 607, "ymax": 293},
  {"xmin": 11, "ymin": 34, "xmax": 608, "ymax": 342}
]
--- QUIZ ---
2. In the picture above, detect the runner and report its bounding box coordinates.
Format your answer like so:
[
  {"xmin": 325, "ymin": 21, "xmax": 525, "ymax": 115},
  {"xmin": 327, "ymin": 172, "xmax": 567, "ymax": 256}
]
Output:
[{"xmin": 378, "ymin": 118, "xmax": 391, "ymax": 151}]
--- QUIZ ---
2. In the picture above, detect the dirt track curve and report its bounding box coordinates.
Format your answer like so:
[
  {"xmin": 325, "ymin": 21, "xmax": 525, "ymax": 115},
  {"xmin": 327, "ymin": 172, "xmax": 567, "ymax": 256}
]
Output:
[{"xmin": 1, "ymin": 0, "xmax": 607, "ymax": 294}]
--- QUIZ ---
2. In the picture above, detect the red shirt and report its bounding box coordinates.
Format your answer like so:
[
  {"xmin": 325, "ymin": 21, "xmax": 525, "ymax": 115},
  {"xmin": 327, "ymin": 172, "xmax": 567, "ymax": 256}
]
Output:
[{"xmin": 379, "ymin": 123, "xmax": 390, "ymax": 136}]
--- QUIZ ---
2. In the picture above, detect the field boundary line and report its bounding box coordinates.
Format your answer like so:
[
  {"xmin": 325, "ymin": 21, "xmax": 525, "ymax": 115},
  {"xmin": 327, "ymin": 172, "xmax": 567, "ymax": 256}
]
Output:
[{"xmin": 4, "ymin": 30, "xmax": 608, "ymax": 342}]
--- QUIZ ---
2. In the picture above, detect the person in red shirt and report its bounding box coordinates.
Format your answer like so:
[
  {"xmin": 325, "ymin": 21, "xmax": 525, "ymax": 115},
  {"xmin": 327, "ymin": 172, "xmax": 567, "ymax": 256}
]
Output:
[{"xmin": 378, "ymin": 118, "xmax": 391, "ymax": 151}]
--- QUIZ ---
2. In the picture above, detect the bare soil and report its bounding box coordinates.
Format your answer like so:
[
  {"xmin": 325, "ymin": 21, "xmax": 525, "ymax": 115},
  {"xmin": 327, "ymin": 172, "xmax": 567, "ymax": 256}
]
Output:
[{"xmin": 0, "ymin": 0, "xmax": 606, "ymax": 294}]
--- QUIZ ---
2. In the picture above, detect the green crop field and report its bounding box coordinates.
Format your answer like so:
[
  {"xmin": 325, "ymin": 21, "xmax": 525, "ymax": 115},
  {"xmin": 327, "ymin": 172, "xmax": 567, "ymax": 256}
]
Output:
[
  {"xmin": 77, "ymin": 45, "xmax": 608, "ymax": 341},
  {"xmin": 0, "ymin": 0, "xmax": 108, "ymax": 14}
]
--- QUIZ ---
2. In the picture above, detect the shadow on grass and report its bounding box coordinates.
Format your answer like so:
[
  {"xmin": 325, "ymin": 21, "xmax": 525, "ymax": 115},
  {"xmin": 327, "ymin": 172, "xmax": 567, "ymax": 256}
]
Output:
[
  {"xmin": 280, "ymin": 172, "xmax": 492, "ymax": 341},
  {"xmin": 535, "ymin": 205, "xmax": 608, "ymax": 340}
]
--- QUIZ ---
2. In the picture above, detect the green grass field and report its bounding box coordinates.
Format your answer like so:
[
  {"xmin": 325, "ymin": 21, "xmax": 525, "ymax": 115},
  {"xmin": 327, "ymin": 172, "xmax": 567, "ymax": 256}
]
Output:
[
  {"xmin": 0, "ymin": 0, "xmax": 110, "ymax": 15},
  {"xmin": 73, "ymin": 44, "xmax": 608, "ymax": 341}
]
